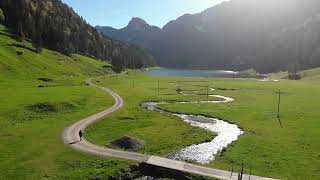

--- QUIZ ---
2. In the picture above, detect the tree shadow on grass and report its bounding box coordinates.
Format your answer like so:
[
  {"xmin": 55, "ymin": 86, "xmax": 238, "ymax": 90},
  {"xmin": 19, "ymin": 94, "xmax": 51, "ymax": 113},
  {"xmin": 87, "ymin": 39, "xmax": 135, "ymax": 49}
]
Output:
[
  {"xmin": 277, "ymin": 116, "xmax": 283, "ymax": 128},
  {"xmin": 0, "ymin": 31, "xmax": 20, "ymax": 40},
  {"xmin": 7, "ymin": 43, "xmax": 37, "ymax": 53}
]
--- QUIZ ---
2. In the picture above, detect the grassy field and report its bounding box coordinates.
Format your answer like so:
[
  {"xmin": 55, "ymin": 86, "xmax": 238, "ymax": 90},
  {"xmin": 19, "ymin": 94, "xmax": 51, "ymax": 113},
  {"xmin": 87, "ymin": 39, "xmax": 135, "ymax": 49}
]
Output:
[
  {"xmin": 86, "ymin": 72, "xmax": 320, "ymax": 180},
  {"xmin": 2, "ymin": 22, "xmax": 320, "ymax": 180},
  {"xmin": 86, "ymin": 72, "xmax": 215, "ymax": 155},
  {"xmin": 0, "ymin": 25, "xmax": 136, "ymax": 179}
]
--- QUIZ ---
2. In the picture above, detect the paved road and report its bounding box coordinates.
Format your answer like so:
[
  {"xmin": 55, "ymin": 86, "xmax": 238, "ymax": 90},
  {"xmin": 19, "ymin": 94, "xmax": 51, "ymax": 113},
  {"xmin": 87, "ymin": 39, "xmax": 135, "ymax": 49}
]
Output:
[{"xmin": 62, "ymin": 78, "xmax": 279, "ymax": 180}]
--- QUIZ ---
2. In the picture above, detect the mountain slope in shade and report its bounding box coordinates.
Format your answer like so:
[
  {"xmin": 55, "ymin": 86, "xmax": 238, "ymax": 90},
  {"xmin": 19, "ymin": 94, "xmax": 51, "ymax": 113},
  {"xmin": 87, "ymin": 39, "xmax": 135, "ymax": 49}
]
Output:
[
  {"xmin": 97, "ymin": 0, "xmax": 320, "ymax": 73},
  {"xmin": 261, "ymin": 14, "xmax": 320, "ymax": 72}
]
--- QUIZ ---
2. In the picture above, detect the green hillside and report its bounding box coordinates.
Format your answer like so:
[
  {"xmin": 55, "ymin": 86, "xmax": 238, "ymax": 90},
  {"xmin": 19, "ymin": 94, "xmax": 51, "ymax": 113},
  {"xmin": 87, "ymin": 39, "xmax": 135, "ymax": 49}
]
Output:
[
  {"xmin": 0, "ymin": 0, "xmax": 155, "ymax": 69},
  {"xmin": 0, "ymin": 25, "xmax": 112, "ymax": 81},
  {"xmin": 301, "ymin": 67, "xmax": 320, "ymax": 80},
  {"xmin": 267, "ymin": 67, "xmax": 320, "ymax": 80},
  {"xmin": 0, "ymin": 25, "xmax": 134, "ymax": 179}
]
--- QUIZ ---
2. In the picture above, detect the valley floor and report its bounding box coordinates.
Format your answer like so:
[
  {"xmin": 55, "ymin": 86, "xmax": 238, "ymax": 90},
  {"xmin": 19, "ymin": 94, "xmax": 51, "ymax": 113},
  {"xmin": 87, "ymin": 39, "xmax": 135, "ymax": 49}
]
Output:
[{"xmin": 87, "ymin": 72, "xmax": 320, "ymax": 180}]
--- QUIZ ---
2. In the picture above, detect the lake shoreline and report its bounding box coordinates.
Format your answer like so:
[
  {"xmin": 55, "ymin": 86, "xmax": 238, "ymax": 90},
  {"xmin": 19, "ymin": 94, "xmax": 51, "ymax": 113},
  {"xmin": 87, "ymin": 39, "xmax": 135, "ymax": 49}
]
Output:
[{"xmin": 146, "ymin": 68, "xmax": 266, "ymax": 79}]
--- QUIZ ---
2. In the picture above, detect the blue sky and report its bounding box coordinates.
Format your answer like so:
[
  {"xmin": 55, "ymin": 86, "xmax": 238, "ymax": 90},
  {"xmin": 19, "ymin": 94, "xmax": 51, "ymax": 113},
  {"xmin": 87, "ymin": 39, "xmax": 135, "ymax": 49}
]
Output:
[{"xmin": 62, "ymin": 0, "xmax": 229, "ymax": 29}]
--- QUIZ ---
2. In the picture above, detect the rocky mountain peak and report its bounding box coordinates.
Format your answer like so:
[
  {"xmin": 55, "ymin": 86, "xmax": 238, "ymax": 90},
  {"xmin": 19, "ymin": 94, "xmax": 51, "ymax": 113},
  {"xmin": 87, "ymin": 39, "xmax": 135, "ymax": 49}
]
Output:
[{"xmin": 127, "ymin": 17, "xmax": 148, "ymax": 28}]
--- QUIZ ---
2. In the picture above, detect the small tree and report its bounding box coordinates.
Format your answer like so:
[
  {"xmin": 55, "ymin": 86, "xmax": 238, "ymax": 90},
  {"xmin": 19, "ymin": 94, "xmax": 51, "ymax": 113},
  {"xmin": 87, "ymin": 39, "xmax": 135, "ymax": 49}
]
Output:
[
  {"xmin": 32, "ymin": 29, "xmax": 43, "ymax": 53},
  {"xmin": 17, "ymin": 21, "xmax": 25, "ymax": 41},
  {"xmin": 288, "ymin": 62, "xmax": 301, "ymax": 80},
  {"xmin": 0, "ymin": 8, "xmax": 5, "ymax": 22},
  {"xmin": 112, "ymin": 56, "xmax": 124, "ymax": 73}
]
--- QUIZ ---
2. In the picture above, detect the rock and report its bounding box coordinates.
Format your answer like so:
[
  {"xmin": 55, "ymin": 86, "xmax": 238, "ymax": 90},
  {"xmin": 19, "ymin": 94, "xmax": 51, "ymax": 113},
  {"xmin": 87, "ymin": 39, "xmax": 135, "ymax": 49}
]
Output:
[{"xmin": 110, "ymin": 136, "xmax": 145, "ymax": 150}]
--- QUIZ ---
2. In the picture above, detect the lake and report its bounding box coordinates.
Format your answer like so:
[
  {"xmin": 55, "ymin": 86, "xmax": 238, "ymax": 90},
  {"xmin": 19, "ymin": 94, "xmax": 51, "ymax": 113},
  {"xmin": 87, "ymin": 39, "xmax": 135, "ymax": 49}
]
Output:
[{"xmin": 147, "ymin": 68, "xmax": 239, "ymax": 77}]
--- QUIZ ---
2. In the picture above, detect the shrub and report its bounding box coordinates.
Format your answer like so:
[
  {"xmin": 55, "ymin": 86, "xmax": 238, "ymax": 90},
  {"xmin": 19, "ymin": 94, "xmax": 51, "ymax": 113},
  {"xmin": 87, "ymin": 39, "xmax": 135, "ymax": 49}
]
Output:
[{"xmin": 288, "ymin": 73, "xmax": 302, "ymax": 80}]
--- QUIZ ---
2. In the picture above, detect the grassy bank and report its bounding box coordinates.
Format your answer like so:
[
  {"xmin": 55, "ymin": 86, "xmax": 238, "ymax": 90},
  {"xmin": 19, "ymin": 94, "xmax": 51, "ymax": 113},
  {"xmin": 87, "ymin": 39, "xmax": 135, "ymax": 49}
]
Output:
[{"xmin": 267, "ymin": 67, "xmax": 320, "ymax": 80}]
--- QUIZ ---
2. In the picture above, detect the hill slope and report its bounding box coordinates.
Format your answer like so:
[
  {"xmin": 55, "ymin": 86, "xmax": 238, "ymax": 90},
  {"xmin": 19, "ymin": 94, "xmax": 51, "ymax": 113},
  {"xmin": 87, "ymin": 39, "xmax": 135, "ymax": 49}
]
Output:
[
  {"xmin": 0, "ymin": 24, "xmax": 137, "ymax": 179},
  {"xmin": 0, "ymin": 0, "xmax": 155, "ymax": 69},
  {"xmin": 301, "ymin": 67, "xmax": 320, "ymax": 80},
  {"xmin": 97, "ymin": 0, "xmax": 320, "ymax": 73},
  {"xmin": 0, "ymin": 26, "xmax": 111, "ymax": 81}
]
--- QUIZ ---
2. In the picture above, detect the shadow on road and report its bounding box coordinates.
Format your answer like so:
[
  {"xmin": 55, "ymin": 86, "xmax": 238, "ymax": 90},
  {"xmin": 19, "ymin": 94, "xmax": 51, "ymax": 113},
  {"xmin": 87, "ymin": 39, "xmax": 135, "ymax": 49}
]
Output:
[{"xmin": 69, "ymin": 140, "xmax": 80, "ymax": 145}]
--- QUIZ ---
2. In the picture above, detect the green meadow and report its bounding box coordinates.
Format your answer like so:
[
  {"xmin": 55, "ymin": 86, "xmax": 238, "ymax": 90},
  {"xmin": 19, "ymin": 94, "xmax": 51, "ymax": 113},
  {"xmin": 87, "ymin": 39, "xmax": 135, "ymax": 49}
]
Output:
[
  {"xmin": 0, "ymin": 25, "xmax": 135, "ymax": 179},
  {"xmin": 87, "ymin": 72, "xmax": 320, "ymax": 180},
  {"xmin": 86, "ymin": 73, "xmax": 215, "ymax": 155}
]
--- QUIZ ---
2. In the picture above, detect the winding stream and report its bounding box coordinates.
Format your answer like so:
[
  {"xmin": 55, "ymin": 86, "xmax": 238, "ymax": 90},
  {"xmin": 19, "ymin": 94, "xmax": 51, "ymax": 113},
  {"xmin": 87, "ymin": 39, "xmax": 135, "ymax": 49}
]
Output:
[{"xmin": 141, "ymin": 88, "xmax": 243, "ymax": 164}]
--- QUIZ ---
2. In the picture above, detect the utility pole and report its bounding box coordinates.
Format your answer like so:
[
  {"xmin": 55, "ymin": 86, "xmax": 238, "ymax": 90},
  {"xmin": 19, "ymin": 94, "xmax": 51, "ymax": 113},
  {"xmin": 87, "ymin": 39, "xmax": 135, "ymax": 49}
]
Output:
[
  {"xmin": 238, "ymin": 162, "xmax": 244, "ymax": 180},
  {"xmin": 249, "ymin": 163, "xmax": 252, "ymax": 180},
  {"xmin": 230, "ymin": 162, "xmax": 234, "ymax": 179},
  {"xmin": 207, "ymin": 86, "xmax": 209, "ymax": 101},
  {"xmin": 277, "ymin": 89, "xmax": 281, "ymax": 118},
  {"xmin": 158, "ymin": 80, "xmax": 160, "ymax": 92},
  {"xmin": 277, "ymin": 89, "xmax": 283, "ymax": 128}
]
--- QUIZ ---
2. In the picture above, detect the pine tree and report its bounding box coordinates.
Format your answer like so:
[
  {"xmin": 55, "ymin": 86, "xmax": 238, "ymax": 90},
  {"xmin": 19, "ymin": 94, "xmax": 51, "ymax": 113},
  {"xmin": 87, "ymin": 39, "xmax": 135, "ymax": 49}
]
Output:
[
  {"xmin": 112, "ymin": 56, "xmax": 124, "ymax": 73},
  {"xmin": 0, "ymin": 8, "xmax": 5, "ymax": 22},
  {"xmin": 32, "ymin": 29, "xmax": 43, "ymax": 53},
  {"xmin": 17, "ymin": 21, "xmax": 25, "ymax": 40}
]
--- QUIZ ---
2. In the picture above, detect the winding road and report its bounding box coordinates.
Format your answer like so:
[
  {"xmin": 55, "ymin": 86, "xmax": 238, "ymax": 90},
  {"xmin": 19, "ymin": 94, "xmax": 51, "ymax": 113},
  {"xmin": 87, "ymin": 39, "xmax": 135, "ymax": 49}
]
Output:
[{"xmin": 62, "ymin": 77, "xmax": 279, "ymax": 180}]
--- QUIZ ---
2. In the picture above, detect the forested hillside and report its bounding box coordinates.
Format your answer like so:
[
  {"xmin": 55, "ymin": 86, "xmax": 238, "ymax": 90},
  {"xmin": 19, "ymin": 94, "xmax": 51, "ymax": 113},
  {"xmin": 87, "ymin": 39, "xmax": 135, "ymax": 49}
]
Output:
[
  {"xmin": 0, "ymin": 0, "xmax": 155, "ymax": 70},
  {"xmin": 259, "ymin": 14, "xmax": 320, "ymax": 72}
]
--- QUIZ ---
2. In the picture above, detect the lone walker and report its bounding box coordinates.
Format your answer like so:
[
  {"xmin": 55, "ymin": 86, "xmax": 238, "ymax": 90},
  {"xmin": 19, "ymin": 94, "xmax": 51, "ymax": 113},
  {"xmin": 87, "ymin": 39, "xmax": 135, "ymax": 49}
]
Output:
[{"xmin": 79, "ymin": 130, "xmax": 83, "ymax": 141}]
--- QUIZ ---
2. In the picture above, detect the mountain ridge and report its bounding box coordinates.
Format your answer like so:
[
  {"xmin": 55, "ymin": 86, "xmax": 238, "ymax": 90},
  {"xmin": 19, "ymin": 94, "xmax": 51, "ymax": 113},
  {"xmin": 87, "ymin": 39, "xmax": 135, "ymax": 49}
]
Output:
[
  {"xmin": 96, "ymin": 17, "xmax": 161, "ymax": 50},
  {"xmin": 97, "ymin": 0, "xmax": 320, "ymax": 73}
]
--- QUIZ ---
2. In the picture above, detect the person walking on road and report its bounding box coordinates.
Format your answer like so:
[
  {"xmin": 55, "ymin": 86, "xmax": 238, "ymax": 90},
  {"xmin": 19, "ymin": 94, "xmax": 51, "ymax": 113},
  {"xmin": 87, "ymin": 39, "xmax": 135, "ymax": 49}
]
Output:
[{"xmin": 79, "ymin": 130, "xmax": 83, "ymax": 142}]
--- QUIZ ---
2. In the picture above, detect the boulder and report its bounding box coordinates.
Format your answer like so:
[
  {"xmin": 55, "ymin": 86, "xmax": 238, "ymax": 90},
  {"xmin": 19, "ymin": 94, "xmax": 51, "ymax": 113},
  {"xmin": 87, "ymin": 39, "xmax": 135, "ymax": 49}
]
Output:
[{"xmin": 110, "ymin": 136, "xmax": 145, "ymax": 150}]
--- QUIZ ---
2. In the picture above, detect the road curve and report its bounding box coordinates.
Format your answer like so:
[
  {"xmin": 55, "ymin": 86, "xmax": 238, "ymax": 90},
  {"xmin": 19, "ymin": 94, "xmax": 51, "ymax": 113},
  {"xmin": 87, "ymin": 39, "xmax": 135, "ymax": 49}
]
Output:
[{"xmin": 62, "ymin": 77, "xmax": 279, "ymax": 180}]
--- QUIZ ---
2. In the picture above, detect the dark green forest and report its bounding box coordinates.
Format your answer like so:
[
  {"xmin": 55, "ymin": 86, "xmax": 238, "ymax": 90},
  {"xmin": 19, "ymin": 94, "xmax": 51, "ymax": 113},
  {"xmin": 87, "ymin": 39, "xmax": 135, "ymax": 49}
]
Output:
[{"xmin": 0, "ymin": 0, "xmax": 155, "ymax": 70}]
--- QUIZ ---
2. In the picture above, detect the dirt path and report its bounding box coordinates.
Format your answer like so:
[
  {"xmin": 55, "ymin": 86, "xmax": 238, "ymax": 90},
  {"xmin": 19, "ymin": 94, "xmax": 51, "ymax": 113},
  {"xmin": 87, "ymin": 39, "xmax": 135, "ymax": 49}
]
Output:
[{"xmin": 62, "ymin": 77, "xmax": 279, "ymax": 180}]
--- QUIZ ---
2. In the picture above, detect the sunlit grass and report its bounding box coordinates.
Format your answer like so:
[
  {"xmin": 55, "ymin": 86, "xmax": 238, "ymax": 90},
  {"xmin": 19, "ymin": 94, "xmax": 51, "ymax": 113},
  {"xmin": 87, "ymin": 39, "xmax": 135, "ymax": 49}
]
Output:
[
  {"xmin": 0, "ymin": 25, "xmax": 134, "ymax": 180},
  {"xmin": 87, "ymin": 72, "xmax": 320, "ymax": 180}
]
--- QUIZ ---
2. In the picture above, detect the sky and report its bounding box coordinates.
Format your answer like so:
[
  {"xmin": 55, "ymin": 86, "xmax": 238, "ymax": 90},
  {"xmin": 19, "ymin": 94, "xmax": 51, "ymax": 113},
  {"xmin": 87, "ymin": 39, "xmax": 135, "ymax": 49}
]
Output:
[{"xmin": 62, "ymin": 0, "xmax": 229, "ymax": 29}]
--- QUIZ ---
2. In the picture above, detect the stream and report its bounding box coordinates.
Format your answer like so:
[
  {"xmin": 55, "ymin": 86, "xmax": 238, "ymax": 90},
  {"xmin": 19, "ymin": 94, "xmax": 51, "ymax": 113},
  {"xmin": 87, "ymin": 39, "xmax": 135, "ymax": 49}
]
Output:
[{"xmin": 140, "ymin": 88, "xmax": 243, "ymax": 164}]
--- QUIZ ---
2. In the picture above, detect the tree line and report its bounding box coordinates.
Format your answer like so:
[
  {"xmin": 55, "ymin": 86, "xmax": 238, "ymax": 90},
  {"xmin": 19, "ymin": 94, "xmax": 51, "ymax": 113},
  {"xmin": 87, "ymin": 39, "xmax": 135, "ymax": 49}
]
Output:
[{"xmin": 0, "ymin": 0, "xmax": 155, "ymax": 70}]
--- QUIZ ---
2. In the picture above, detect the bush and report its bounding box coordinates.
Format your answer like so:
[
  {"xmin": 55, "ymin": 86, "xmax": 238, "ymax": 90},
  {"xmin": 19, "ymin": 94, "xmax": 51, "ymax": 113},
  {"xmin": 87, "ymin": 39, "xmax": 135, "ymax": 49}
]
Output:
[
  {"xmin": 16, "ymin": 51, "xmax": 23, "ymax": 56},
  {"xmin": 26, "ymin": 102, "xmax": 77, "ymax": 114},
  {"xmin": 288, "ymin": 73, "xmax": 302, "ymax": 80}
]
